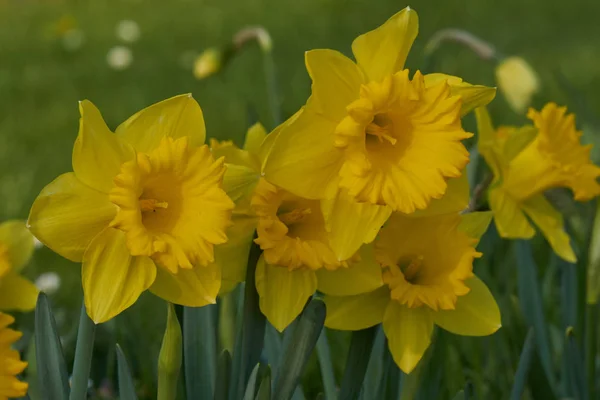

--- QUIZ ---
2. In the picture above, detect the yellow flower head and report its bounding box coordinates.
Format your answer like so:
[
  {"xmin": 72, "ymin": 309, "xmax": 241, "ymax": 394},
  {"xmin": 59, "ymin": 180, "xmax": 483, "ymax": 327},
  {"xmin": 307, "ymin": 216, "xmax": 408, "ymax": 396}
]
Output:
[
  {"xmin": 375, "ymin": 214, "xmax": 479, "ymax": 311},
  {"xmin": 252, "ymin": 178, "xmax": 338, "ymax": 270},
  {"xmin": 322, "ymin": 211, "xmax": 500, "ymax": 374},
  {"xmin": 495, "ymin": 56, "xmax": 539, "ymax": 114},
  {"xmin": 477, "ymin": 104, "xmax": 600, "ymax": 262},
  {"xmin": 0, "ymin": 313, "xmax": 28, "ymax": 398},
  {"xmin": 0, "ymin": 221, "xmax": 38, "ymax": 312},
  {"xmin": 264, "ymin": 7, "xmax": 495, "ymax": 214},
  {"xmin": 28, "ymin": 95, "xmax": 234, "ymax": 323}
]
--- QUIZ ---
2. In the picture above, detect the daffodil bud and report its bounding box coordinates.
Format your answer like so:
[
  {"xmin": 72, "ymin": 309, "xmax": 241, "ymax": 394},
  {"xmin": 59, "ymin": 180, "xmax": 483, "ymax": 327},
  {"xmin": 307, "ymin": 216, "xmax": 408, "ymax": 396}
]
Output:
[
  {"xmin": 193, "ymin": 48, "xmax": 223, "ymax": 80},
  {"xmin": 158, "ymin": 303, "xmax": 182, "ymax": 400},
  {"xmin": 495, "ymin": 56, "xmax": 540, "ymax": 113}
]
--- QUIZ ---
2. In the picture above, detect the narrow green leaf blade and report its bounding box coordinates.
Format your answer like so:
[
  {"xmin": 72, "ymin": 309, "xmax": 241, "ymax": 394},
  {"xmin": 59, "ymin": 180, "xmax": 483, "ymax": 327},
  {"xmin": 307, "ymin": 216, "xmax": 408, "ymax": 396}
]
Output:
[
  {"xmin": 69, "ymin": 303, "xmax": 96, "ymax": 400},
  {"xmin": 184, "ymin": 304, "xmax": 217, "ymax": 399},
  {"xmin": 34, "ymin": 293, "xmax": 70, "ymax": 399},
  {"xmin": 272, "ymin": 298, "xmax": 326, "ymax": 400},
  {"xmin": 339, "ymin": 326, "xmax": 378, "ymax": 400},
  {"xmin": 116, "ymin": 344, "xmax": 138, "ymax": 400},
  {"xmin": 158, "ymin": 303, "xmax": 183, "ymax": 400},
  {"xmin": 214, "ymin": 350, "xmax": 232, "ymax": 400},
  {"xmin": 315, "ymin": 330, "xmax": 336, "ymax": 400},
  {"xmin": 565, "ymin": 327, "xmax": 587, "ymax": 400},
  {"xmin": 243, "ymin": 363, "xmax": 261, "ymax": 400},
  {"xmin": 510, "ymin": 329, "xmax": 535, "ymax": 400},
  {"xmin": 255, "ymin": 366, "xmax": 272, "ymax": 400}
]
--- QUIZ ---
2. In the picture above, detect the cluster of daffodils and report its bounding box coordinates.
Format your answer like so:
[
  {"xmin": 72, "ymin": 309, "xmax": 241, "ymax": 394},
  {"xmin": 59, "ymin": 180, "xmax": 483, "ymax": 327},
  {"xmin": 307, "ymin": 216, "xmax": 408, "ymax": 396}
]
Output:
[{"xmin": 15, "ymin": 6, "xmax": 598, "ymax": 382}]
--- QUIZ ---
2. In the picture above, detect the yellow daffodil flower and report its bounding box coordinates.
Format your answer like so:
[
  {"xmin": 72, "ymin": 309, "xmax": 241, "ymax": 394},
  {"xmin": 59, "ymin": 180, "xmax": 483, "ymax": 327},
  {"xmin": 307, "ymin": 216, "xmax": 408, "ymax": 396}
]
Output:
[
  {"xmin": 0, "ymin": 313, "xmax": 28, "ymax": 399},
  {"xmin": 495, "ymin": 56, "xmax": 539, "ymax": 114},
  {"xmin": 263, "ymin": 7, "xmax": 496, "ymax": 261},
  {"xmin": 0, "ymin": 221, "xmax": 38, "ymax": 312},
  {"xmin": 28, "ymin": 95, "xmax": 234, "ymax": 323},
  {"xmin": 322, "ymin": 211, "xmax": 499, "ymax": 373},
  {"xmin": 476, "ymin": 104, "xmax": 600, "ymax": 262}
]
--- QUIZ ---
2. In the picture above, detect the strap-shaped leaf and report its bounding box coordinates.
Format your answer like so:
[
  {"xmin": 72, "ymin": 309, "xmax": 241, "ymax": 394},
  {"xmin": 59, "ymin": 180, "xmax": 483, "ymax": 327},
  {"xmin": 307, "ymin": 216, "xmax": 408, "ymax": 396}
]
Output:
[{"xmin": 116, "ymin": 344, "xmax": 138, "ymax": 400}]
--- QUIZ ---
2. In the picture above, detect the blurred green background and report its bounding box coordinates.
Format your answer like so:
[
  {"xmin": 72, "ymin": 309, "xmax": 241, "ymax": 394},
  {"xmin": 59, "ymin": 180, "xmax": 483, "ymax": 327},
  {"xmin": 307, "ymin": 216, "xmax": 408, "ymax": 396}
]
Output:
[{"xmin": 1, "ymin": 0, "xmax": 600, "ymax": 398}]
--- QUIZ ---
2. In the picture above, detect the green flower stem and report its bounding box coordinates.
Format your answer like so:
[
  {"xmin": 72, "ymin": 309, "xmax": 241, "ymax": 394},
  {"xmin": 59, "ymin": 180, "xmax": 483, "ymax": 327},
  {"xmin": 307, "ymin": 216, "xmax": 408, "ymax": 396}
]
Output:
[{"xmin": 69, "ymin": 304, "xmax": 96, "ymax": 400}]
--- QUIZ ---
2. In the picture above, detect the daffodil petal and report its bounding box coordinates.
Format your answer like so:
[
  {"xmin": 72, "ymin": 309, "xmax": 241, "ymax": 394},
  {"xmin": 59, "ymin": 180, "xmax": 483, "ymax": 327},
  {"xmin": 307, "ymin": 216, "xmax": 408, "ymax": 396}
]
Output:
[
  {"xmin": 382, "ymin": 302, "xmax": 434, "ymax": 373},
  {"xmin": 222, "ymin": 165, "xmax": 260, "ymax": 213},
  {"xmin": 255, "ymin": 256, "xmax": 317, "ymax": 332},
  {"xmin": 0, "ymin": 220, "xmax": 34, "ymax": 272},
  {"xmin": 411, "ymin": 173, "xmax": 469, "ymax": 218},
  {"xmin": 351, "ymin": 7, "xmax": 418, "ymax": 82},
  {"xmin": 521, "ymin": 194, "xmax": 576, "ymax": 263},
  {"xmin": 503, "ymin": 125, "xmax": 537, "ymax": 162},
  {"xmin": 73, "ymin": 100, "xmax": 135, "ymax": 193},
  {"xmin": 305, "ymin": 49, "xmax": 363, "ymax": 119},
  {"xmin": 458, "ymin": 211, "xmax": 493, "ymax": 243},
  {"xmin": 488, "ymin": 187, "xmax": 535, "ymax": 239},
  {"xmin": 150, "ymin": 263, "xmax": 220, "ymax": 307},
  {"xmin": 116, "ymin": 94, "xmax": 206, "ymax": 153},
  {"xmin": 244, "ymin": 123, "xmax": 268, "ymax": 156},
  {"xmin": 324, "ymin": 286, "xmax": 389, "ymax": 330},
  {"xmin": 82, "ymin": 228, "xmax": 156, "ymax": 323},
  {"xmin": 317, "ymin": 244, "xmax": 384, "ymax": 296},
  {"xmin": 475, "ymin": 107, "xmax": 502, "ymax": 179},
  {"xmin": 433, "ymin": 276, "xmax": 501, "ymax": 336},
  {"xmin": 216, "ymin": 216, "xmax": 257, "ymax": 294},
  {"xmin": 0, "ymin": 272, "xmax": 38, "ymax": 311},
  {"xmin": 321, "ymin": 190, "xmax": 391, "ymax": 261},
  {"xmin": 424, "ymin": 73, "xmax": 496, "ymax": 117},
  {"xmin": 28, "ymin": 173, "xmax": 116, "ymax": 263},
  {"xmin": 263, "ymin": 107, "xmax": 343, "ymax": 200}
]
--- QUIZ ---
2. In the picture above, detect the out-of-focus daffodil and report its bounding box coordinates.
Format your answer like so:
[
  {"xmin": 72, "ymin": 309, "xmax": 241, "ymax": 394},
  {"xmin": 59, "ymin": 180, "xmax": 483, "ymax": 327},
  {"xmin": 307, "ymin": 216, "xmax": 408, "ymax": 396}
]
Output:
[
  {"xmin": 0, "ymin": 220, "xmax": 38, "ymax": 312},
  {"xmin": 28, "ymin": 95, "xmax": 234, "ymax": 323},
  {"xmin": 263, "ymin": 7, "xmax": 495, "ymax": 261},
  {"xmin": 322, "ymin": 208, "xmax": 499, "ymax": 373},
  {"xmin": 496, "ymin": 56, "xmax": 539, "ymax": 114},
  {"xmin": 0, "ymin": 312, "xmax": 28, "ymax": 399},
  {"xmin": 476, "ymin": 104, "xmax": 600, "ymax": 262},
  {"xmin": 193, "ymin": 48, "xmax": 223, "ymax": 80}
]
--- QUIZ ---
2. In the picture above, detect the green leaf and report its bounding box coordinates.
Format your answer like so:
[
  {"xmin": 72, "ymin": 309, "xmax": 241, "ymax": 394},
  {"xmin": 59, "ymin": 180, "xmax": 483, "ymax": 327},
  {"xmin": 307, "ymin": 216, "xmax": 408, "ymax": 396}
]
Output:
[
  {"xmin": 361, "ymin": 327, "xmax": 386, "ymax": 399},
  {"xmin": 231, "ymin": 241, "xmax": 266, "ymax": 400},
  {"xmin": 243, "ymin": 363, "xmax": 261, "ymax": 400},
  {"xmin": 451, "ymin": 390, "xmax": 465, "ymax": 400},
  {"xmin": 510, "ymin": 329, "xmax": 535, "ymax": 400},
  {"xmin": 315, "ymin": 330, "xmax": 336, "ymax": 400},
  {"xmin": 158, "ymin": 303, "xmax": 183, "ymax": 400},
  {"xmin": 214, "ymin": 350, "xmax": 232, "ymax": 400},
  {"xmin": 69, "ymin": 303, "xmax": 96, "ymax": 400},
  {"xmin": 184, "ymin": 304, "xmax": 217, "ymax": 399},
  {"xmin": 255, "ymin": 366, "xmax": 272, "ymax": 400},
  {"xmin": 34, "ymin": 293, "xmax": 69, "ymax": 399},
  {"xmin": 515, "ymin": 240, "xmax": 556, "ymax": 388},
  {"xmin": 339, "ymin": 326, "xmax": 378, "ymax": 399},
  {"xmin": 116, "ymin": 344, "xmax": 138, "ymax": 400},
  {"xmin": 272, "ymin": 298, "xmax": 326, "ymax": 400},
  {"xmin": 565, "ymin": 327, "xmax": 587, "ymax": 400}
]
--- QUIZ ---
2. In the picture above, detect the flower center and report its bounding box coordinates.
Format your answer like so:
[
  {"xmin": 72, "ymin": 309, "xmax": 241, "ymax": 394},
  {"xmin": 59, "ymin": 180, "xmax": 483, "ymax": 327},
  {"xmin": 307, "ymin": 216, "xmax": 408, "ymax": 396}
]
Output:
[
  {"xmin": 333, "ymin": 70, "xmax": 470, "ymax": 213},
  {"xmin": 109, "ymin": 136, "xmax": 234, "ymax": 273},
  {"xmin": 252, "ymin": 178, "xmax": 339, "ymax": 270}
]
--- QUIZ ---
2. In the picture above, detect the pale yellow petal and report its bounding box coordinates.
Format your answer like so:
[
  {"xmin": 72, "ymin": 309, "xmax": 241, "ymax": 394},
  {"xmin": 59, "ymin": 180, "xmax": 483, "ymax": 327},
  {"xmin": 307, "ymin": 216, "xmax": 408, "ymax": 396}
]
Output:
[
  {"xmin": 28, "ymin": 173, "xmax": 116, "ymax": 262},
  {"xmin": 316, "ymin": 244, "xmax": 383, "ymax": 296},
  {"xmin": 216, "ymin": 216, "xmax": 257, "ymax": 294},
  {"xmin": 411, "ymin": 173, "xmax": 469, "ymax": 218},
  {"xmin": 150, "ymin": 263, "xmax": 220, "ymax": 307},
  {"xmin": 255, "ymin": 256, "xmax": 317, "ymax": 332},
  {"xmin": 116, "ymin": 94, "xmax": 206, "ymax": 153},
  {"xmin": 321, "ymin": 190, "xmax": 391, "ymax": 261},
  {"xmin": 324, "ymin": 286, "xmax": 389, "ymax": 330},
  {"xmin": 258, "ymin": 110, "xmax": 302, "ymax": 167},
  {"xmin": 305, "ymin": 49, "xmax": 363, "ymax": 119},
  {"xmin": 475, "ymin": 107, "xmax": 502, "ymax": 179},
  {"xmin": 73, "ymin": 100, "xmax": 135, "ymax": 192},
  {"xmin": 243, "ymin": 123, "xmax": 268, "ymax": 156},
  {"xmin": 458, "ymin": 211, "xmax": 493, "ymax": 243},
  {"xmin": 0, "ymin": 272, "xmax": 38, "ymax": 311},
  {"xmin": 433, "ymin": 276, "xmax": 501, "ymax": 336},
  {"xmin": 0, "ymin": 220, "xmax": 34, "ymax": 272},
  {"xmin": 383, "ymin": 302, "xmax": 434, "ymax": 373},
  {"xmin": 352, "ymin": 7, "xmax": 418, "ymax": 82},
  {"xmin": 82, "ymin": 228, "xmax": 156, "ymax": 323},
  {"xmin": 424, "ymin": 73, "xmax": 496, "ymax": 116},
  {"xmin": 263, "ymin": 107, "xmax": 343, "ymax": 200},
  {"xmin": 521, "ymin": 194, "xmax": 576, "ymax": 263},
  {"xmin": 503, "ymin": 125, "xmax": 537, "ymax": 162},
  {"xmin": 496, "ymin": 56, "xmax": 540, "ymax": 113},
  {"xmin": 222, "ymin": 165, "xmax": 260, "ymax": 214},
  {"xmin": 488, "ymin": 187, "xmax": 535, "ymax": 239}
]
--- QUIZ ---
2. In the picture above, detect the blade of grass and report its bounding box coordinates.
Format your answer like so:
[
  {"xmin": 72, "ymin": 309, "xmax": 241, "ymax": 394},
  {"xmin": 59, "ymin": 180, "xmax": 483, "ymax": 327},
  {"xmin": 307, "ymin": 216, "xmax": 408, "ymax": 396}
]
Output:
[
  {"xmin": 510, "ymin": 329, "xmax": 535, "ymax": 400},
  {"xmin": 116, "ymin": 344, "xmax": 138, "ymax": 400},
  {"xmin": 316, "ymin": 329, "xmax": 336, "ymax": 400}
]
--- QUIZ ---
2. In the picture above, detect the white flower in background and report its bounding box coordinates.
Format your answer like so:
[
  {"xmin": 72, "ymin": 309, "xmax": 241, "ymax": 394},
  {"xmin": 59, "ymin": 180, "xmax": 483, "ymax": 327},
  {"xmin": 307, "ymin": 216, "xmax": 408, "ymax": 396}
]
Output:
[
  {"xmin": 106, "ymin": 46, "xmax": 133, "ymax": 70},
  {"xmin": 115, "ymin": 20, "xmax": 141, "ymax": 43},
  {"xmin": 35, "ymin": 272, "xmax": 61, "ymax": 295}
]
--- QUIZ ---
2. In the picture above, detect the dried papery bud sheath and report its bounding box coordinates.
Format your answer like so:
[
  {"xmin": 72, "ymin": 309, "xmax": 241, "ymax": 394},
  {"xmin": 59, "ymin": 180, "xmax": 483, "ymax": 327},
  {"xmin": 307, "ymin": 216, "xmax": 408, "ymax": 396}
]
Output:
[{"xmin": 158, "ymin": 303, "xmax": 183, "ymax": 400}]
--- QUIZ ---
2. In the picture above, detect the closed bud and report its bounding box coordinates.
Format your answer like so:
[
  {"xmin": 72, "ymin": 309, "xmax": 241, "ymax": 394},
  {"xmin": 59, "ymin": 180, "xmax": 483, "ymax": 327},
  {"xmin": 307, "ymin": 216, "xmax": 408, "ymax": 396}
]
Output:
[{"xmin": 495, "ymin": 56, "xmax": 540, "ymax": 113}]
